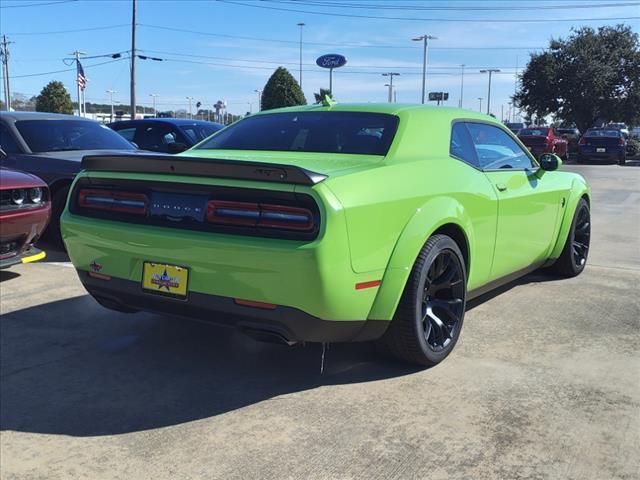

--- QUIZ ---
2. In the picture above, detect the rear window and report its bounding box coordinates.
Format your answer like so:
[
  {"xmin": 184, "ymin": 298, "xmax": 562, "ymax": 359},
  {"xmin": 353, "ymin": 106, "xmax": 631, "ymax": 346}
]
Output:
[
  {"xmin": 196, "ymin": 111, "xmax": 399, "ymax": 156},
  {"xmin": 585, "ymin": 129, "xmax": 620, "ymax": 137},
  {"xmin": 519, "ymin": 128, "xmax": 549, "ymax": 136},
  {"xmin": 16, "ymin": 119, "xmax": 135, "ymax": 153}
]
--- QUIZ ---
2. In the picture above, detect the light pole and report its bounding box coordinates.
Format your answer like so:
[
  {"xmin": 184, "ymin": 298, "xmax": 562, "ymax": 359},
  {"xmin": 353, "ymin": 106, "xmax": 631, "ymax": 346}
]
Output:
[
  {"xmin": 382, "ymin": 73, "xmax": 400, "ymax": 103},
  {"xmin": 480, "ymin": 69, "xmax": 500, "ymax": 115},
  {"xmin": 186, "ymin": 96, "xmax": 194, "ymax": 119},
  {"xmin": 297, "ymin": 22, "xmax": 305, "ymax": 89},
  {"xmin": 412, "ymin": 34, "xmax": 437, "ymax": 104},
  {"xmin": 254, "ymin": 89, "xmax": 262, "ymax": 111},
  {"xmin": 106, "ymin": 89, "xmax": 116, "ymax": 122},
  {"xmin": 459, "ymin": 64, "xmax": 465, "ymax": 108},
  {"xmin": 478, "ymin": 97, "xmax": 483, "ymax": 113},
  {"xmin": 149, "ymin": 93, "xmax": 159, "ymax": 117}
]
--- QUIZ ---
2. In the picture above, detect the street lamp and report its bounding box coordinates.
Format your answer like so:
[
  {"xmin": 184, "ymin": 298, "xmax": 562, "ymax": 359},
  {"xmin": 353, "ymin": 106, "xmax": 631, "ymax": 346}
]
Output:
[
  {"xmin": 106, "ymin": 89, "xmax": 116, "ymax": 123},
  {"xmin": 186, "ymin": 96, "xmax": 194, "ymax": 119},
  {"xmin": 480, "ymin": 69, "xmax": 500, "ymax": 115},
  {"xmin": 297, "ymin": 22, "xmax": 305, "ymax": 89},
  {"xmin": 382, "ymin": 73, "xmax": 400, "ymax": 103},
  {"xmin": 478, "ymin": 97, "xmax": 483, "ymax": 112},
  {"xmin": 254, "ymin": 89, "xmax": 262, "ymax": 111},
  {"xmin": 149, "ymin": 93, "xmax": 159, "ymax": 117},
  {"xmin": 412, "ymin": 34, "xmax": 437, "ymax": 104}
]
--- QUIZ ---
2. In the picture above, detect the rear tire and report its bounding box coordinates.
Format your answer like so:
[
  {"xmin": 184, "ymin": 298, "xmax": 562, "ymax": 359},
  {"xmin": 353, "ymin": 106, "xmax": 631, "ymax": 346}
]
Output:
[
  {"xmin": 552, "ymin": 198, "xmax": 590, "ymax": 277},
  {"xmin": 377, "ymin": 234, "xmax": 467, "ymax": 367}
]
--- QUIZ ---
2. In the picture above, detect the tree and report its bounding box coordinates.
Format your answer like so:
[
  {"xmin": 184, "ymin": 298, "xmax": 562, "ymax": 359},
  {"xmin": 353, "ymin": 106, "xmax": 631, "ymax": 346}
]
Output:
[
  {"xmin": 313, "ymin": 88, "xmax": 332, "ymax": 104},
  {"xmin": 261, "ymin": 67, "xmax": 306, "ymax": 110},
  {"xmin": 36, "ymin": 81, "xmax": 73, "ymax": 114},
  {"xmin": 514, "ymin": 25, "xmax": 640, "ymax": 133}
]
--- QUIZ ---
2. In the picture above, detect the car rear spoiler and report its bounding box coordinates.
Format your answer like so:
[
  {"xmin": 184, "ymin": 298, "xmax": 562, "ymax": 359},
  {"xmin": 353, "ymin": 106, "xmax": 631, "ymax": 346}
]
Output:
[{"xmin": 81, "ymin": 154, "xmax": 328, "ymax": 186}]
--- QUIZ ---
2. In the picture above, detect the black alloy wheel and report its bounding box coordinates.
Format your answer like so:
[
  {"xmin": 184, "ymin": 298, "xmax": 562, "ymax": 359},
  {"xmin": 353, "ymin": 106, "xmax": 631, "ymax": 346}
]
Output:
[
  {"xmin": 553, "ymin": 198, "xmax": 590, "ymax": 277},
  {"xmin": 377, "ymin": 234, "xmax": 467, "ymax": 367},
  {"xmin": 421, "ymin": 250, "xmax": 465, "ymax": 352}
]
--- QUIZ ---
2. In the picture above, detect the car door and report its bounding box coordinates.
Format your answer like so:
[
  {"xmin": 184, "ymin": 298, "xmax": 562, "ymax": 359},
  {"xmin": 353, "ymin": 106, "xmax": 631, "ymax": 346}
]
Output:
[{"xmin": 465, "ymin": 121, "xmax": 564, "ymax": 280}]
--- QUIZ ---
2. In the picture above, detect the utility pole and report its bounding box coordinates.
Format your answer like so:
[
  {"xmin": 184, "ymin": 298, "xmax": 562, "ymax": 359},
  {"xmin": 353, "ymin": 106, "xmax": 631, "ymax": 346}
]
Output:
[
  {"xmin": 149, "ymin": 93, "xmax": 159, "ymax": 117},
  {"xmin": 459, "ymin": 64, "xmax": 465, "ymax": 108},
  {"xmin": 297, "ymin": 23, "xmax": 305, "ymax": 89},
  {"xmin": 501, "ymin": 104, "xmax": 504, "ymax": 122},
  {"xmin": 106, "ymin": 90, "xmax": 116, "ymax": 122},
  {"xmin": 1, "ymin": 35, "xmax": 13, "ymax": 111},
  {"xmin": 412, "ymin": 34, "xmax": 437, "ymax": 104},
  {"xmin": 130, "ymin": 0, "xmax": 137, "ymax": 120},
  {"xmin": 478, "ymin": 97, "xmax": 483, "ymax": 113},
  {"xmin": 186, "ymin": 96, "xmax": 194, "ymax": 119},
  {"xmin": 254, "ymin": 89, "xmax": 262, "ymax": 111},
  {"xmin": 382, "ymin": 73, "xmax": 400, "ymax": 103},
  {"xmin": 480, "ymin": 69, "xmax": 500, "ymax": 115}
]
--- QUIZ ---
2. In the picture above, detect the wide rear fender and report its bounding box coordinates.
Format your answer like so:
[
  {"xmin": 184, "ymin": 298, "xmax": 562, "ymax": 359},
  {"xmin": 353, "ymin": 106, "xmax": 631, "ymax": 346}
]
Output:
[
  {"xmin": 548, "ymin": 176, "xmax": 591, "ymax": 260},
  {"xmin": 367, "ymin": 196, "xmax": 473, "ymax": 321}
]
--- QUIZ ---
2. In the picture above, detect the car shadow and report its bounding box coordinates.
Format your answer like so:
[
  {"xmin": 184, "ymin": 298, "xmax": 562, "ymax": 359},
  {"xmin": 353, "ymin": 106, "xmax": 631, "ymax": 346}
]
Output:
[
  {"xmin": 0, "ymin": 270, "xmax": 20, "ymax": 283},
  {"xmin": 36, "ymin": 239, "xmax": 70, "ymax": 263},
  {"xmin": 0, "ymin": 268, "xmax": 564, "ymax": 437},
  {"xmin": 0, "ymin": 295, "xmax": 421, "ymax": 437}
]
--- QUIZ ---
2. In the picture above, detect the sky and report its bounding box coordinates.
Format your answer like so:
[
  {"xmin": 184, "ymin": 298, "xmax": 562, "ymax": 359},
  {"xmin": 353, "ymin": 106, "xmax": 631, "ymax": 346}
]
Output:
[{"xmin": 1, "ymin": 0, "xmax": 639, "ymax": 118}]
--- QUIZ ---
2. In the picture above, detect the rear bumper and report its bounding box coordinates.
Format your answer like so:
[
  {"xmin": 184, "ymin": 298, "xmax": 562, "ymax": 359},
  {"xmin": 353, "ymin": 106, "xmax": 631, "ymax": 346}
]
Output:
[
  {"xmin": 578, "ymin": 146, "xmax": 625, "ymax": 159},
  {"xmin": 79, "ymin": 271, "xmax": 389, "ymax": 343}
]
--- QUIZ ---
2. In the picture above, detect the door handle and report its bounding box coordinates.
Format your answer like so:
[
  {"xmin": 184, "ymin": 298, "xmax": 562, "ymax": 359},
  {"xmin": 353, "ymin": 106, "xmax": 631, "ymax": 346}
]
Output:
[{"xmin": 496, "ymin": 183, "xmax": 507, "ymax": 192}]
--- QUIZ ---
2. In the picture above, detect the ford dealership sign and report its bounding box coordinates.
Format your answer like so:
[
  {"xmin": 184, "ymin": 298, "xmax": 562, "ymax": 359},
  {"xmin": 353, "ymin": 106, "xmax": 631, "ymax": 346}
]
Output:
[{"xmin": 316, "ymin": 54, "xmax": 347, "ymax": 69}]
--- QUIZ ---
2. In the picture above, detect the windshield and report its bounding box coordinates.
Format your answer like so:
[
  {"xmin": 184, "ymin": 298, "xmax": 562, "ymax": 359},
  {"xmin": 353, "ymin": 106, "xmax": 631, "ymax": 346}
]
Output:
[
  {"xmin": 15, "ymin": 119, "xmax": 135, "ymax": 153},
  {"xmin": 519, "ymin": 128, "xmax": 549, "ymax": 136},
  {"xmin": 180, "ymin": 123, "xmax": 223, "ymax": 144},
  {"xmin": 196, "ymin": 111, "xmax": 399, "ymax": 155},
  {"xmin": 585, "ymin": 129, "xmax": 620, "ymax": 137}
]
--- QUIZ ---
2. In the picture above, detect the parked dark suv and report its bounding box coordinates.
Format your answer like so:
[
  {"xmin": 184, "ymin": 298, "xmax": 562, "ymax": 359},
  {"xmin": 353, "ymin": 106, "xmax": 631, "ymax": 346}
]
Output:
[{"xmin": 108, "ymin": 118, "xmax": 223, "ymax": 154}]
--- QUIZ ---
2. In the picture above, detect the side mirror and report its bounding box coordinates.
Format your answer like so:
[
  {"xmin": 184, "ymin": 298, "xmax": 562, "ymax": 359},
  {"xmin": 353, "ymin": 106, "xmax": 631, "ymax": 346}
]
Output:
[
  {"xmin": 0, "ymin": 146, "xmax": 7, "ymax": 159},
  {"xmin": 539, "ymin": 153, "xmax": 562, "ymax": 171},
  {"xmin": 167, "ymin": 142, "xmax": 188, "ymax": 154}
]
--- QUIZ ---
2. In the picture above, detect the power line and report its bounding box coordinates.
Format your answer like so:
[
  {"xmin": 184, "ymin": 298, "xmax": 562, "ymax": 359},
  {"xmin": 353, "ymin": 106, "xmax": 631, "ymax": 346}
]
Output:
[
  {"xmin": 0, "ymin": 0, "xmax": 77, "ymax": 8},
  {"xmin": 4, "ymin": 24, "xmax": 130, "ymax": 35},
  {"xmin": 219, "ymin": 0, "xmax": 640, "ymax": 22},
  {"xmin": 262, "ymin": 0, "xmax": 640, "ymax": 11},
  {"xmin": 9, "ymin": 57, "xmax": 126, "ymax": 79},
  {"xmin": 140, "ymin": 24, "xmax": 544, "ymax": 50}
]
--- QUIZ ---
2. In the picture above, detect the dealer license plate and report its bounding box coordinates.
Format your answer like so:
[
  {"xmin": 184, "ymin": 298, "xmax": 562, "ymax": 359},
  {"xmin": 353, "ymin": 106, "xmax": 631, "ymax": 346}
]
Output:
[
  {"xmin": 142, "ymin": 262, "xmax": 189, "ymax": 298},
  {"xmin": 596, "ymin": 147, "xmax": 606, "ymax": 153}
]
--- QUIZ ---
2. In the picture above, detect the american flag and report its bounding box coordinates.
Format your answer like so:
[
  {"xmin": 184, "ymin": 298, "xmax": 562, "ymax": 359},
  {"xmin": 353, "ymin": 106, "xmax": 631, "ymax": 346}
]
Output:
[{"xmin": 77, "ymin": 60, "xmax": 87, "ymax": 91}]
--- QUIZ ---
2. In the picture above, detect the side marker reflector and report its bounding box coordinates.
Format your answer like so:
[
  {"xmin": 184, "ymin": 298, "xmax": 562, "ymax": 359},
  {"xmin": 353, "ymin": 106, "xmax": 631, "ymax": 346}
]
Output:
[
  {"xmin": 234, "ymin": 298, "xmax": 278, "ymax": 310},
  {"xmin": 88, "ymin": 271, "xmax": 112, "ymax": 281},
  {"xmin": 355, "ymin": 280, "xmax": 381, "ymax": 290}
]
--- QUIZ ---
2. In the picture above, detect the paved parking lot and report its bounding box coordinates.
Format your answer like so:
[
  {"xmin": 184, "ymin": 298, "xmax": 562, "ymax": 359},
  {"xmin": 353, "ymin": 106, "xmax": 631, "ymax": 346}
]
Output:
[{"xmin": 1, "ymin": 161, "xmax": 638, "ymax": 480}]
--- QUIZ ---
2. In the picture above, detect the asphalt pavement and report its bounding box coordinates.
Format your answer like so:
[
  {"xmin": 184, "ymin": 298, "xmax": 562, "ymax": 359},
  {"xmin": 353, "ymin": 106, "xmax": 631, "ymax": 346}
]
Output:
[{"xmin": 1, "ymin": 161, "xmax": 638, "ymax": 480}]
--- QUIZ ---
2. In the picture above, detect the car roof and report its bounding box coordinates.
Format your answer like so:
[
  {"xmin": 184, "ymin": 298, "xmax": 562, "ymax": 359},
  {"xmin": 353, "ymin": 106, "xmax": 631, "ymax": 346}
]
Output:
[
  {"xmin": 0, "ymin": 111, "xmax": 89, "ymax": 122},
  {"xmin": 108, "ymin": 118, "xmax": 223, "ymax": 127},
  {"xmin": 252, "ymin": 103, "xmax": 495, "ymax": 123}
]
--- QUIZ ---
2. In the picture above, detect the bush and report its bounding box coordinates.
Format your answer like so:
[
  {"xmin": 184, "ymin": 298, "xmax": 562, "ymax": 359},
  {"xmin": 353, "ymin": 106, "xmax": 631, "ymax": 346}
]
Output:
[
  {"xmin": 261, "ymin": 67, "xmax": 306, "ymax": 111},
  {"xmin": 626, "ymin": 137, "xmax": 640, "ymax": 157}
]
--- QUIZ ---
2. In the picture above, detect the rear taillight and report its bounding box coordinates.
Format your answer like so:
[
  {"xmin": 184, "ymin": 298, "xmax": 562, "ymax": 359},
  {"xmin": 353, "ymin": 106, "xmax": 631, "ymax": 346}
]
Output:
[
  {"xmin": 207, "ymin": 200, "xmax": 314, "ymax": 231},
  {"xmin": 78, "ymin": 189, "xmax": 148, "ymax": 215},
  {"xmin": 618, "ymin": 137, "xmax": 625, "ymax": 146}
]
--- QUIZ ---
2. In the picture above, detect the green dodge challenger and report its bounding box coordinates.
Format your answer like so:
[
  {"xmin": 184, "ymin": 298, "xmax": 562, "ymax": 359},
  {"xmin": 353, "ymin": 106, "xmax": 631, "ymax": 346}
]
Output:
[{"xmin": 61, "ymin": 104, "xmax": 591, "ymax": 366}]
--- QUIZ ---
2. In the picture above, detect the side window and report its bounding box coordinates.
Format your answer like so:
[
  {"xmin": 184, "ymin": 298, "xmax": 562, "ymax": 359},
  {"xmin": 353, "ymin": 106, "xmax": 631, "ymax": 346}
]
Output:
[
  {"xmin": 114, "ymin": 127, "xmax": 136, "ymax": 142},
  {"xmin": 466, "ymin": 122, "xmax": 534, "ymax": 170},
  {"xmin": 449, "ymin": 122, "xmax": 478, "ymax": 167},
  {"xmin": 0, "ymin": 124, "xmax": 21, "ymax": 154},
  {"xmin": 133, "ymin": 125, "xmax": 175, "ymax": 153}
]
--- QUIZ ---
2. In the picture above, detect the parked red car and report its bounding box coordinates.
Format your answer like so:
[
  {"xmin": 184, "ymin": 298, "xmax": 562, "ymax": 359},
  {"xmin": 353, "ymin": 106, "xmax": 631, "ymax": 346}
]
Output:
[
  {"xmin": 0, "ymin": 168, "xmax": 50, "ymax": 269},
  {"xmin": 517, "ymin": 127, "xmax": 569, "ymax": 161}
]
